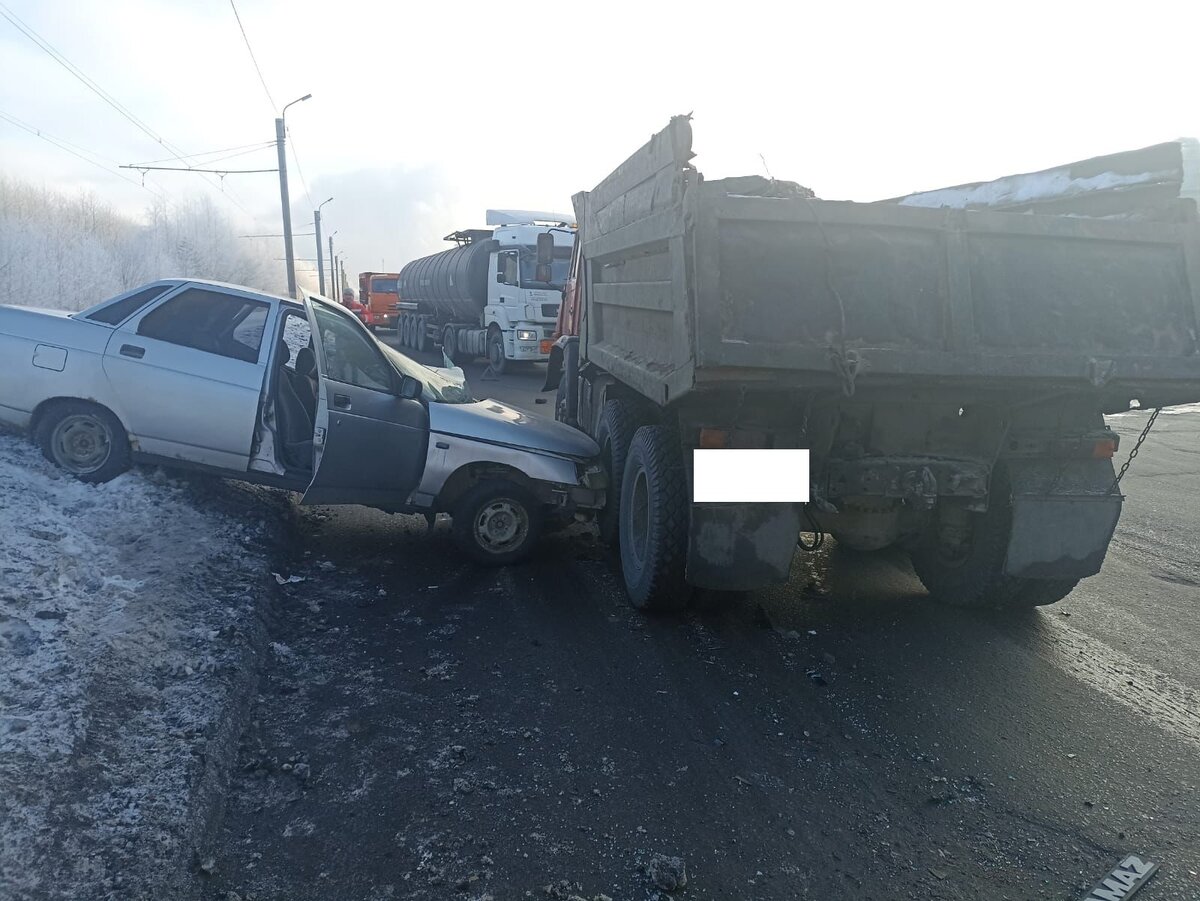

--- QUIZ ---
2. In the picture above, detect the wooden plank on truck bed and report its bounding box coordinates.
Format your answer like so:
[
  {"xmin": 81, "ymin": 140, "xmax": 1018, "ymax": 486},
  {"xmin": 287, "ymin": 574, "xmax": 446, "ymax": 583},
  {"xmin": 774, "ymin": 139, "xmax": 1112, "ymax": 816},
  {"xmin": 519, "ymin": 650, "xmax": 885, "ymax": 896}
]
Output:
[{"xmin": 583, "ymin": 116, "xmax": 693, "ymax": 237}]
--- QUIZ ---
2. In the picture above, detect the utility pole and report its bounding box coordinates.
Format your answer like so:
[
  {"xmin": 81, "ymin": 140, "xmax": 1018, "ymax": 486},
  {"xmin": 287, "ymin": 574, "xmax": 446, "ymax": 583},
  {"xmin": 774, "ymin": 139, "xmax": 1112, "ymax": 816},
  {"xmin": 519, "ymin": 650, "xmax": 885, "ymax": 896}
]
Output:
[
  {"xmin": 315, "ymin": 196, "xmax": 333, "ymax": 296},
  {"xmin": 276, "ymin": 93, "xmax": 312, "ymax": 298},
  {"xmin": 328, "ymin": 232, "xmax": 337, "ymax": 296}
]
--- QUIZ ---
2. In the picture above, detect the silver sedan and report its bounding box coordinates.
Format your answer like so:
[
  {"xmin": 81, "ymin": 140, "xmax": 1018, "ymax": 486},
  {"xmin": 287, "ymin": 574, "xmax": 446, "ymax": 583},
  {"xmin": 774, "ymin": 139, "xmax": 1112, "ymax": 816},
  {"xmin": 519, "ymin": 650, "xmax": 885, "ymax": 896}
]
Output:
[{"xmin": 0, "ymin": 279, "xmax": 604, "ymax": 564}]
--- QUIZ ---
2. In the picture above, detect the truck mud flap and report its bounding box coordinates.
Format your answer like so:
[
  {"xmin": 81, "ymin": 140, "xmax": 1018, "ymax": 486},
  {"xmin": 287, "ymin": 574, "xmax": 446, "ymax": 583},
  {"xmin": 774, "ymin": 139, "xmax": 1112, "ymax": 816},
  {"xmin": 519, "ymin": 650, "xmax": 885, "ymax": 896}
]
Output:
[
  {"xmin": 686, "ymin": 503, "xmax": 803, "ymax": 591},
  {"xmin": 1003, "ymin": 460, "xmax": 1123, "ymax": 580}
]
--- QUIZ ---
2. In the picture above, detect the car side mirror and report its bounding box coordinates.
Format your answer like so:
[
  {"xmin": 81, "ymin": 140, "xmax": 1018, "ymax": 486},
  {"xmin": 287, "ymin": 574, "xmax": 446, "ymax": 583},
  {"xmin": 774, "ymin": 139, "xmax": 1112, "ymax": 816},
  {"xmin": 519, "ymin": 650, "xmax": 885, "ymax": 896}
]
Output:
[{"xmin": 398, "ymin": 375, "xmax": 422, "ymax": 400}]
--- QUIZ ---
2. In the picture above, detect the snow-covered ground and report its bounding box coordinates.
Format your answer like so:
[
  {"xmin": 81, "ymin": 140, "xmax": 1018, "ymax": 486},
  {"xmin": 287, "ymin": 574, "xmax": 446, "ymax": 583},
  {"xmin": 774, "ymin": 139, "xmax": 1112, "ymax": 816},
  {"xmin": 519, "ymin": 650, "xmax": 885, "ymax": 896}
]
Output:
[{"xmin": 0, "ymin": 431, "xmax": 272, "ymax": 900}]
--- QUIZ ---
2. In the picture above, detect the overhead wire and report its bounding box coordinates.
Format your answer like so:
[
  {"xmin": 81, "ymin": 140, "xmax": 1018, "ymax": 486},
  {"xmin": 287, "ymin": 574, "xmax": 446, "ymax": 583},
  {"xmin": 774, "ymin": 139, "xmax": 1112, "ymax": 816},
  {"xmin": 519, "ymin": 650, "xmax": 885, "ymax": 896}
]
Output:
[
  {"xmin": 0, "ymin": 0, "xmax": 255, "ymax": 218},
  {"xmin": 229, "ymin": 0, "xmax": 276, "ymax": 114},
  {"xmin": 0, "ymin": 108, "xmax": 164, "ymax": 198},
  {"xmin": 227, "ymin": 0, "xmax": 317, "ymax": 217}
]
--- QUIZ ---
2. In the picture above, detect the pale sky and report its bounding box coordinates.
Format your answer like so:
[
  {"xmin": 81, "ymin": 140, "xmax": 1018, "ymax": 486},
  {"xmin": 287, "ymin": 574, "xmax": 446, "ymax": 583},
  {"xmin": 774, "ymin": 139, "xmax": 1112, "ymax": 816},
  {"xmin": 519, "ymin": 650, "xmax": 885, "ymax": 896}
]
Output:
[{"xmin": 3, "ymin": 0, "xmax": 1198, "ymax": 287}]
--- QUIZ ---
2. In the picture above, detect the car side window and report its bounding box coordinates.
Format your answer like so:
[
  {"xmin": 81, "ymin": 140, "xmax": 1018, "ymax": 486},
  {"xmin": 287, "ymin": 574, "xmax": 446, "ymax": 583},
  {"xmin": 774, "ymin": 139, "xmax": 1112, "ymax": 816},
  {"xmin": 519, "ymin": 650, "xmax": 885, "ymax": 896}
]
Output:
[
  {"xmin": 85, "ymin": 286, "xmax": 171, "ymax": 325},
  {"xmin": 311, "ymin": 305, "xmax": 392, "ymax": 392},
  {"xmin": 137, "ymin": 288, "xmax": 271, "ymax": 363}
]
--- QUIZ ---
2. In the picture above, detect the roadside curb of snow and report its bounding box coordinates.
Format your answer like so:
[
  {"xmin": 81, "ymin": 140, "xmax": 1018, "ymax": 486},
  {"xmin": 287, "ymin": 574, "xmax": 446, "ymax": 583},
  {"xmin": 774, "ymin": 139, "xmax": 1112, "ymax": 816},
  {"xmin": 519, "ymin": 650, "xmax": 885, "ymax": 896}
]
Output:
[{"xmin": 165, "ymin": 481, "xmax": 299, "ymax": 899}]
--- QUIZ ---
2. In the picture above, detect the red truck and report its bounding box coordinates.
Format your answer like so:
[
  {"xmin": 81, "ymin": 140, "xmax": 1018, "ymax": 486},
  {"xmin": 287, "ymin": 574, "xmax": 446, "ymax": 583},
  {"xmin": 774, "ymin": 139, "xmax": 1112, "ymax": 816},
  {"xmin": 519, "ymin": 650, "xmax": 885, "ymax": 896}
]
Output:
[{"xmin": 357, "ymin": 272, "xmax": 401, "ymax": 332}]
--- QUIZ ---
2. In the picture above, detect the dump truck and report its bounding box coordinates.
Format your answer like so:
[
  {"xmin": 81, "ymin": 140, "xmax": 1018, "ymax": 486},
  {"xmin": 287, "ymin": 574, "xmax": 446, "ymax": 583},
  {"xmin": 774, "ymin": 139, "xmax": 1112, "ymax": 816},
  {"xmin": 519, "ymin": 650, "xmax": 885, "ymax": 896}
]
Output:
[
  {"xmin": 392, "ymin": 211, "xmax": 575, "ymax": 374},
  {"xmin": 545, "ymin": 116, "xmax": 1200, "ymax": 612}
]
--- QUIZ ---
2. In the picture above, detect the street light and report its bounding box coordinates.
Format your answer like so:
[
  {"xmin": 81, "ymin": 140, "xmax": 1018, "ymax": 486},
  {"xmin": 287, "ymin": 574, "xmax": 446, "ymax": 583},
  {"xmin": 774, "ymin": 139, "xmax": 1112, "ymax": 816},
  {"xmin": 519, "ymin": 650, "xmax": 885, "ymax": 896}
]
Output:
[
  {"xmin": 315, "ymin": 196, "xmax": 333, "ymax": 297},
  {"xmin": 328, "ymin": 230, "xmax": 339, "ymax": 297},
  {"xmin": 276, "ymin": 93, "xmax": 312, "ymax": 297}
]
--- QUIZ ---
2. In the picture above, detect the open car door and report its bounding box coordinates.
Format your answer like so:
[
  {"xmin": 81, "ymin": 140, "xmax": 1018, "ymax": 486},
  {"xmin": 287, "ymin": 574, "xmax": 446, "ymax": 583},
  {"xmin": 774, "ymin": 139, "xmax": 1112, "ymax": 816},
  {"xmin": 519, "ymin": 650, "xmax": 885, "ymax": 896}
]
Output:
[{"xmin": 302, "ymin": 298, "xmax": 429, "ymax": 508}]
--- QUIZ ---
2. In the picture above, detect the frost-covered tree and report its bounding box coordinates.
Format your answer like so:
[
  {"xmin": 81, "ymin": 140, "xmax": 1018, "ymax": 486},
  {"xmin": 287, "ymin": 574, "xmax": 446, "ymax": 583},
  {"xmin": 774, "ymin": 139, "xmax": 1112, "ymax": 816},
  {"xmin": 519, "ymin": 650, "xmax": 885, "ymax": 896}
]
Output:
[{"xmin": 0, "ymin": 177, "xmax": 285, "ymax": 310}]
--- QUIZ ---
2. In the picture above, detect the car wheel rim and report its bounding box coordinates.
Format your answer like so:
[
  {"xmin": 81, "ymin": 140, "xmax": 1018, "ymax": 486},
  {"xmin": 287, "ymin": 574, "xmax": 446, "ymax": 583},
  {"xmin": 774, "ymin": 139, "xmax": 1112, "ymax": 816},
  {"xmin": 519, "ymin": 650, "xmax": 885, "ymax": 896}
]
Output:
[
  {"xmin": 474, "ymin": 498, "xmax": 529, "ymax": 554},
  {"xmin": 51, "ymin": 414, "xmax": 112, "ymax": 474},
  {"xmin": 629, "ymin": 468, "xmax": 650, "ymax": 567}
]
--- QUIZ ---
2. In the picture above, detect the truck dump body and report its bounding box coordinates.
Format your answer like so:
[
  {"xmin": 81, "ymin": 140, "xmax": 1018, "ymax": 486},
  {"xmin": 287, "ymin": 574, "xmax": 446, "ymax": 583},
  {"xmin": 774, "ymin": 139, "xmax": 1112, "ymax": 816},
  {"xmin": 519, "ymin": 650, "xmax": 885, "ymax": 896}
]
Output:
[{"xmin": 576, "ymin": 117, "xmax": 1200, "ymax": 412}]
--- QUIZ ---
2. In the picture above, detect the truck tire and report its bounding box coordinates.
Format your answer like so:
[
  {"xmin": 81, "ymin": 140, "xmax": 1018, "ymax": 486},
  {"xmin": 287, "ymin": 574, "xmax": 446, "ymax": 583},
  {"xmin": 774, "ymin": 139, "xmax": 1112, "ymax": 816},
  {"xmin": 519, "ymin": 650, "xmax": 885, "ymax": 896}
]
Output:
[
  {"xmin": 909, "ymin": 471, "xmax": 1079, "ymax": 610},
  {"xmin": 595, "ymin": 399, "xmax": 650, "ymax": 545},
  {"xmin": 402, "ymin": 313, "xmax": 415, "ymax": 348},
  {"xmin": 442, "ymin": 325, "xmax": 458, "ymax": 362},
  {"xmin": 619, "ymin": 425, "xmax": 689, "ymax": 612},
  {"xmin": 487, "ymin": 330, "xmax": 507, "ymax": 375},
  {"xmin": 415, "ymin": 315, "xmax": 429, "ymax": 352},
  {"xmin": 36, "ymin": 400, "xmax": 131, "ymax": 484},
  {"xmin": 452, "ymin": 479, "xmax": 543, "ymax": 566}
]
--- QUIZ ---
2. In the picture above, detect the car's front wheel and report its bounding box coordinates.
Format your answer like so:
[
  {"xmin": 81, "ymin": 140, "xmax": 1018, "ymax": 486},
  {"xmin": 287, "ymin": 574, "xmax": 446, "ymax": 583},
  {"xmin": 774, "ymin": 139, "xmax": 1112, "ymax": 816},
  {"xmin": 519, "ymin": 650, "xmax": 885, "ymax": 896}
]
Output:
[
  {"xmin": 452, "ymin": 480, "xmax": 543, "ymax": 565},
  {"xmin": 36, "ymin": 401, "xmax": 131, "ymax": 483}
]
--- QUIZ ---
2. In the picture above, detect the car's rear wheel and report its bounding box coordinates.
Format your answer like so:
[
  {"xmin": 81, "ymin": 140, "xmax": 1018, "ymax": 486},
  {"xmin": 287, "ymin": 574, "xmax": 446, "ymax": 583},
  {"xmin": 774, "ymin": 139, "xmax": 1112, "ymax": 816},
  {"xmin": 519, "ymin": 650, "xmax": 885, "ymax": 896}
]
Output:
[
  {"xmin": 36, "ymin": 401, "xmax": 131, "ymax": 483},
  {"xmin": 453, "ymin": 480, "xmax": 543, "ymax": 566}
]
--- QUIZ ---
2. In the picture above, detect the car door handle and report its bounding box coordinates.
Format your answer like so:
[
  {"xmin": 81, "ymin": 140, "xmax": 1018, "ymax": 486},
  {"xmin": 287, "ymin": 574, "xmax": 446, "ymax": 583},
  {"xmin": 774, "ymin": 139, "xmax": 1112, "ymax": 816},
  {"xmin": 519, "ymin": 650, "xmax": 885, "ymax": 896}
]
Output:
[
  {"xmin": 333, "ymin": 393, "xmax": 352, "ymax": 410},
  {"xmin": 119, "ymin": 344, "xmax": 145, "ymax": 359}
]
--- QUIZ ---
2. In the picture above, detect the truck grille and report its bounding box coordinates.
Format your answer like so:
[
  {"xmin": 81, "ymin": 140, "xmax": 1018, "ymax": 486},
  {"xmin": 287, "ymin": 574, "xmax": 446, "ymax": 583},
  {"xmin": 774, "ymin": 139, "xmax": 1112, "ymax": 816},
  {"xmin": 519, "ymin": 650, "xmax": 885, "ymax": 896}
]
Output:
[{"xmin": 541, "ymin": 303, "xmax": 559, "ymax": 318}]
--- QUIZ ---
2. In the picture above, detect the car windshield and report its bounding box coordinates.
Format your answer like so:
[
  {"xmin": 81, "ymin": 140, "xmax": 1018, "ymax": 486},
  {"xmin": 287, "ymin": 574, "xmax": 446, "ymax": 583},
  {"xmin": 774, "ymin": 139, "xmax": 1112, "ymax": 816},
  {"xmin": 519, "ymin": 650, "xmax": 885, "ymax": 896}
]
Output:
[
  {"xmin": 370, "ymin": 278, "xmax": 398, "ymax": 294},
  {"xmin": 308, "ymin": 297, "xmax": 473, "ymax": 404}
]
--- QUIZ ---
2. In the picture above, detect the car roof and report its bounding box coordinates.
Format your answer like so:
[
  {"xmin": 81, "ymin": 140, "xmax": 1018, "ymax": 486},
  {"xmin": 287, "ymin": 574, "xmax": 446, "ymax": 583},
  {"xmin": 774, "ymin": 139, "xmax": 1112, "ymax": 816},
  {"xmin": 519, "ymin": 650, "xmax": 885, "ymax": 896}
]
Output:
[{"xmin": 142, "ymin": 278, "xmax": 305, "ymax": 309}]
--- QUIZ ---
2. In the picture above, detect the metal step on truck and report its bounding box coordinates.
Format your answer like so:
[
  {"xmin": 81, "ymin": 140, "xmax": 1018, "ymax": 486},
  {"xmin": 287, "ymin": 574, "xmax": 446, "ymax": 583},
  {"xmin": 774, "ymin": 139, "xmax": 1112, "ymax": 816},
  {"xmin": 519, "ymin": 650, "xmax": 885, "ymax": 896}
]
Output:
[{"xmin": 545, "ymin": 116, "xmax": 1200, "ymax": 612}]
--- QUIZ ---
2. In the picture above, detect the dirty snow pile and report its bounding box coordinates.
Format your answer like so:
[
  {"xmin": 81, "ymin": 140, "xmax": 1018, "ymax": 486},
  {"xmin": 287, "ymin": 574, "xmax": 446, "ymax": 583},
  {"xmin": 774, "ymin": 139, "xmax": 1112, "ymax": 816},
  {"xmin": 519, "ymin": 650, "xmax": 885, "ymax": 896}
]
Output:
[{"xmin": 0, "ymin": 432, "xmax": 268, "ymax": 900}]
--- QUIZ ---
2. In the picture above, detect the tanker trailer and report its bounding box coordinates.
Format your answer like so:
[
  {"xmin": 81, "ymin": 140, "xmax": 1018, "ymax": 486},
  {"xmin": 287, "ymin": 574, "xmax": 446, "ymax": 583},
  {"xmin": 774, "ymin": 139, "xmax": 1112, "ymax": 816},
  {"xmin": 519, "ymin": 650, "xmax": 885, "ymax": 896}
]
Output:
[{"xmin": 393, "ymin": 211, "xmax": 575, "ymax": 374}]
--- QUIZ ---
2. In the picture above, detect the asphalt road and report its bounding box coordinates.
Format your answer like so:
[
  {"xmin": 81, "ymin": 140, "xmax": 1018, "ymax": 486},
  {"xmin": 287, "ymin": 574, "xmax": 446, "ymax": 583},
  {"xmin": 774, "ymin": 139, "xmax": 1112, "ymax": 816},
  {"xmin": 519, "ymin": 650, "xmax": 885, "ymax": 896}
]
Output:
[{"xmin": 199, "ymin": 349, "xmax": 1200, "ymax": 901}]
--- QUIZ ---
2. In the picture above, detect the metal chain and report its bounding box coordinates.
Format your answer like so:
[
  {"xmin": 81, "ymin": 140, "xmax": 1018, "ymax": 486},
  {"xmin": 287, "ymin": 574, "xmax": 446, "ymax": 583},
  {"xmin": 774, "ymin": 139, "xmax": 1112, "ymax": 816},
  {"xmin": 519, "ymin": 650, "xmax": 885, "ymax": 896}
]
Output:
[{"xmin": 1109, "ymin": 407, "xmax": 1161, "ymax": 494}]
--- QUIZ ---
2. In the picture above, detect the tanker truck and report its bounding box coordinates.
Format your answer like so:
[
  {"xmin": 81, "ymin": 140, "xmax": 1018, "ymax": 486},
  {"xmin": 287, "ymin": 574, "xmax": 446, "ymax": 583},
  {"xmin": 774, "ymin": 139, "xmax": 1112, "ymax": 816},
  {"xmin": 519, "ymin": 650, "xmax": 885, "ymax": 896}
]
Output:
[{"xmin": 392, "ymin": 211, "xmax": 575, "ymax": 374}]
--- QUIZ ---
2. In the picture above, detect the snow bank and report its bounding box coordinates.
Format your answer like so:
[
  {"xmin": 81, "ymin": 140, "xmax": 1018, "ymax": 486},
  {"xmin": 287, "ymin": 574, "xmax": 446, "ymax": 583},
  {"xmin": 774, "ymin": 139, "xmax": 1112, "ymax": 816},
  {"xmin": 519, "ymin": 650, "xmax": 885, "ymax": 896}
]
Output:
[{"xmin": 0, "ymin": 432, "xmax": 270, "ymax": 900}]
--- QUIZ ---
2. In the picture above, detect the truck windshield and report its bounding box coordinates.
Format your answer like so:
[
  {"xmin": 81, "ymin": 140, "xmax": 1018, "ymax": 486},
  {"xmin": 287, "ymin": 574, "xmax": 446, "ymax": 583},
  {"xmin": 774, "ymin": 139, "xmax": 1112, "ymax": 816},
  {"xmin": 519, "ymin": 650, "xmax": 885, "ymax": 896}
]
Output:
[
  {"xmin": 370, "ymin": 278, "xmax": 399, "ymax": 294},
  {"xmin": 518, "ymin": 246, "xmax": 572, "ymax": 290}
]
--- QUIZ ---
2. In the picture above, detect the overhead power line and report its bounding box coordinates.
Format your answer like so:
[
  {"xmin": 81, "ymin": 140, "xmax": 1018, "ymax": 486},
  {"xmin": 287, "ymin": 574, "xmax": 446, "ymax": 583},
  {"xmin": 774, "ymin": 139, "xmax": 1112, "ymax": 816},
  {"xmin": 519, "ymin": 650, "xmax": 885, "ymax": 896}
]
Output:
[
  {"xmin": 0, "ymin": 0, "xmax": 254, "ymax": 217},
  {"xmin": 229, "ymin": 0, "xmax": 276, "ymax": 114},
  {"xmin": 137, "ymin": 140, "xmax": 275, "ymax": 167},
  {"xmin": 0, "ymin": 108, "xmax": 163, "ymax": 197}
]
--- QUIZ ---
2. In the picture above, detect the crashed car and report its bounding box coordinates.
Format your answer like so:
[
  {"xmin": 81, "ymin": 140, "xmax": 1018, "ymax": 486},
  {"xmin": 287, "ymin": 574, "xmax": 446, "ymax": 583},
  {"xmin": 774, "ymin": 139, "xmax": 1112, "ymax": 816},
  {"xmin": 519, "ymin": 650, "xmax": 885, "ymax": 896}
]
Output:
[{"xmin": 0, "ymin": 279, "xmax": 604, "ymax": 563}]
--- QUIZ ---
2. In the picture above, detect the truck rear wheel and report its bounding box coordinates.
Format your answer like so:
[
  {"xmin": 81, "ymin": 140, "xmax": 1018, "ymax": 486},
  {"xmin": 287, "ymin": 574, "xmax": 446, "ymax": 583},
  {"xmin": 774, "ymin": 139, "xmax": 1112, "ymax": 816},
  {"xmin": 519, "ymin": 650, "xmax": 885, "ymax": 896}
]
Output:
[
  {"xmin": 909, "ymin": 473, "xmax": 1079, "ymax": 610},
  {"xmin": 442, "ymin": 325, "xmax": 458, "ymax": 362},
  {"xmin": 619, "ymin": 425, "xmax": 689, "ymax": 612},
  {"xmin": 595, "ymin": 399, "xmax": 649, "ymax": 546},
  {"xmin": 415, "ymin": 315, "xmax": 429, "ymax": 352}
]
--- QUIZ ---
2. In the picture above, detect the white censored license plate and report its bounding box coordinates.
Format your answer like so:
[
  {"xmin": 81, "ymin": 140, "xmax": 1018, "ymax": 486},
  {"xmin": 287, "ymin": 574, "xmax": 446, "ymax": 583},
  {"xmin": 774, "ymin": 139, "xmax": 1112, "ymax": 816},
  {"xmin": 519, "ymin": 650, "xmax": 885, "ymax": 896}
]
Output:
[{"xmin": 692, "ymin": 449, "xmax": 810, "ymax": 503}]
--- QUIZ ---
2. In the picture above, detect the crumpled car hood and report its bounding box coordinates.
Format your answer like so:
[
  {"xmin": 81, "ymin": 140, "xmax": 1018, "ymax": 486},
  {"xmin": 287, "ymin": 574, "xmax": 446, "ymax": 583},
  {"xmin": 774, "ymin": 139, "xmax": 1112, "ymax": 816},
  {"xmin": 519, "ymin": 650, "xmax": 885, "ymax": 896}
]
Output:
[{"xmin": 428, "ymin": 399, "xmax": 599, "ymax": 460}]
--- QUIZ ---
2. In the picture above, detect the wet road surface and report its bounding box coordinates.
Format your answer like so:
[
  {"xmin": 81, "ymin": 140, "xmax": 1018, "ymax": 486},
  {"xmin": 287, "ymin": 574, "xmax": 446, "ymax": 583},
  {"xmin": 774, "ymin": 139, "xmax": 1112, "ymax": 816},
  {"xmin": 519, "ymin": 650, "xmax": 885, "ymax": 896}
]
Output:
[{"xmin": 199, "ymin": 356, "xmax": 1200, "ymax": 900}]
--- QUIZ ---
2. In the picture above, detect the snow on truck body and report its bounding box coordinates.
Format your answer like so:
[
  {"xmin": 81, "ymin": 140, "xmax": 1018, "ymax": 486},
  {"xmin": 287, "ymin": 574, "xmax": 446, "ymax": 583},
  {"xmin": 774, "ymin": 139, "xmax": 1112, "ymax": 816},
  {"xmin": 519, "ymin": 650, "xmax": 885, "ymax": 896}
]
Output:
[{"xmin": 0, "ymin": 279, "xmax": 603, "ymax": 564}]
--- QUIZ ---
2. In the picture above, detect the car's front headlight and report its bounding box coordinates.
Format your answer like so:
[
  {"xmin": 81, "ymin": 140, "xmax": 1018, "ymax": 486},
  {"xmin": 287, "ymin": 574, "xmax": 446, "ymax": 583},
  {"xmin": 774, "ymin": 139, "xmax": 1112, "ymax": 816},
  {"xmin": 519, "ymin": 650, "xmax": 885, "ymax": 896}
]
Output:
[{"xmin": 516, "ymin": 329, "xmax": 537, "ymax": 341}]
